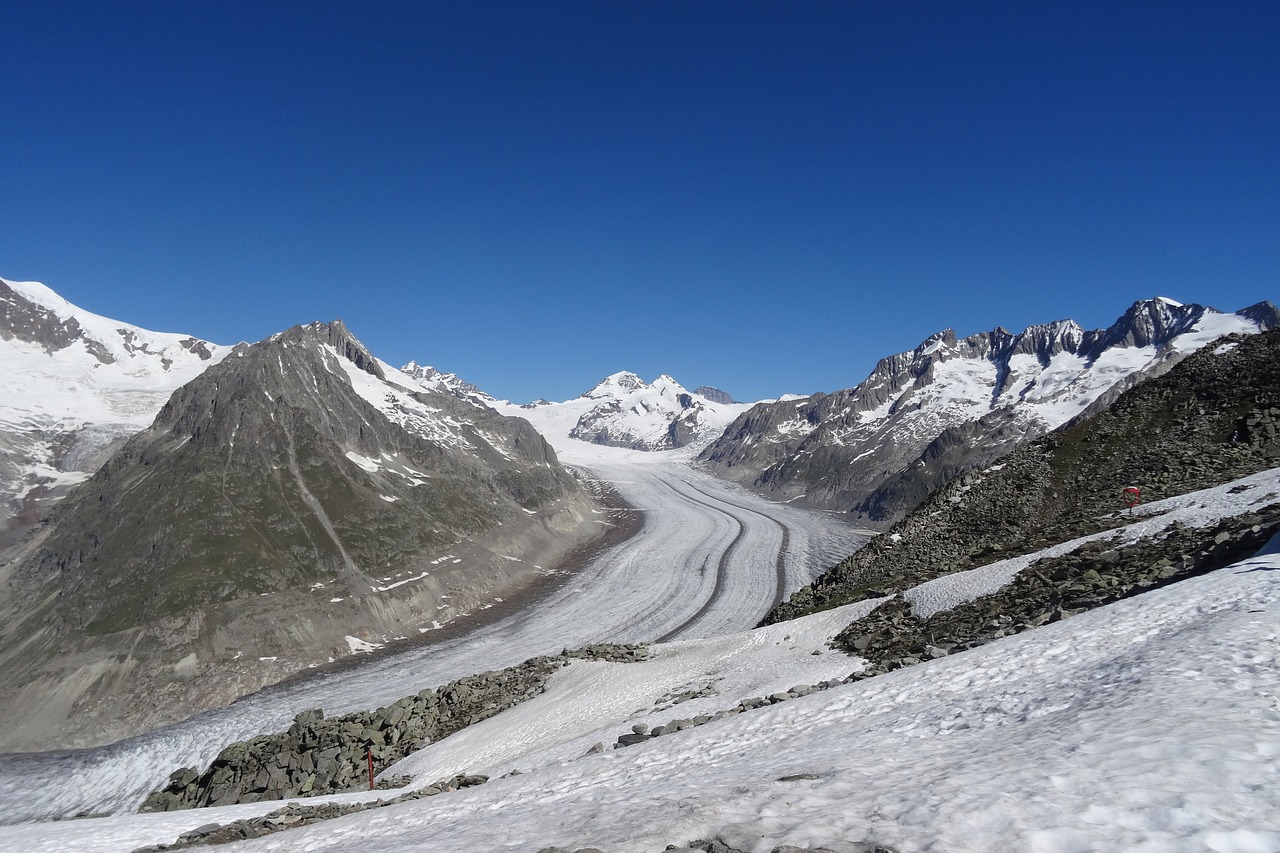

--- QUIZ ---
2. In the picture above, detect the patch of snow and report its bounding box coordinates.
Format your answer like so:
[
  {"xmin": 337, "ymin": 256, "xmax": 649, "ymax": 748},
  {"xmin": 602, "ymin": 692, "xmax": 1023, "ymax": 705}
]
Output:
[{"xmin": 344, "ymin": 636, "xmax": 383, "ymax": 655}]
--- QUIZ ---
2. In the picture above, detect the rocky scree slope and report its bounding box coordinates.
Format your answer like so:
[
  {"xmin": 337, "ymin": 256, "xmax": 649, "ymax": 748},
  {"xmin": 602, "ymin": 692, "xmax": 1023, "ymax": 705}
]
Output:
[
  {"xmin": 833, "ymin": 504, "xmax": 1280, "ymax": 677},
  {"xmin": 0, "ymin": 320, "xmax": 601, "ymax": 752},
  {"xmin": 0, "ymin": 277, "xmax": 223, "ymax": 546},
  {"xmin": 767, "ymin": 327, "xmax": 1280, "ymax": 624},
  {"xmin": 699, "ymin": 298, "xmax": 1278, "ymax": 526}
]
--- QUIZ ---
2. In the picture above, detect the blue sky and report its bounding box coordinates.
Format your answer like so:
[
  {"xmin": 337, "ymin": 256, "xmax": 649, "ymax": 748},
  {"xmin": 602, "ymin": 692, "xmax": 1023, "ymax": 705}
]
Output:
[{"xmin": 3, "ymin": 1, "xmax": 1277, "ymax": 403}]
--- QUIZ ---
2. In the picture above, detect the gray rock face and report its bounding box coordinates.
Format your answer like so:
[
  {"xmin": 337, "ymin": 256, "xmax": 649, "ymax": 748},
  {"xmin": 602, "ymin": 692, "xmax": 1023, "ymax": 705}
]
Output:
[
  {"xmin": 767, "ymin": 328, "xmax": 1280, "ymax": 623},
  {"xmin": 693, "ymin": 386, "xmax": 737, "ymax": 405},
  {"xmin": 0, "ymin": 319, "xmax": 602, "ymax": 751},
  {"xmin": 699, "ymin": 298, "xmax": 1278, "ymax": 527}
]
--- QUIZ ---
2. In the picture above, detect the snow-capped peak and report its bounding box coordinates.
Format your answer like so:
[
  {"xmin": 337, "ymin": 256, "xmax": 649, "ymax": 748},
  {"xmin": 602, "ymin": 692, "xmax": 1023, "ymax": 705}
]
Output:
[
  {"xmin": 649, "ymin": 374, "xmax": 689, "ymax": 397},
  {"xmin": 583, "ymin": 371, "xmax": 648, "ymax": 398},
  {"xmin": 0, "ymin": 277, "xmax": 229, "ymax": 527},
  {"xmin": 498, "ymin": 371, "xmax": 754, "ymax": 456}
]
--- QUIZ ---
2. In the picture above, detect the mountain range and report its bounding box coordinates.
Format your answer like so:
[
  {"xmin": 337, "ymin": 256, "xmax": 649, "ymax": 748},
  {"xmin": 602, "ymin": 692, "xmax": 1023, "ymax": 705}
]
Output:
[
  {"xmin": 0, "ymin": 276, "xmax": 1276, "ymax": 852},
  {"xmin": 698, "ymin": 297, "xmax": 1279, "ymax": 525},
  {"xmin": 1, "ymin": 275, "xmax": 1276, "ymax": 764}
]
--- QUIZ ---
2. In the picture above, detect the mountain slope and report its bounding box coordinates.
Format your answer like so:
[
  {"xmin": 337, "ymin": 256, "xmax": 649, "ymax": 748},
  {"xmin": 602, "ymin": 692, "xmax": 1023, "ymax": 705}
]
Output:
[
  {"xmin": 0, "ymin": 278, "xmax": 225, "ymax": 542},
  {"xmin": 0, "ymin": 319, "xmax": 601, "ymax": 751},
  {"xmin": 698, "ymin": 298, "xmax": 1279, "ymax": 526},
  {"xmin": 767, "ymin": 326, "xmax": 1280, "ymax": 623}
]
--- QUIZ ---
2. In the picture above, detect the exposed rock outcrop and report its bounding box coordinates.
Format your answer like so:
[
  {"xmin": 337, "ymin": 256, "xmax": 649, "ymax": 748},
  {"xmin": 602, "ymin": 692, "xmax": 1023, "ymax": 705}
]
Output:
[{"xmin": 140, "ymin": 645, "xmax": 645, "ymax": 811}]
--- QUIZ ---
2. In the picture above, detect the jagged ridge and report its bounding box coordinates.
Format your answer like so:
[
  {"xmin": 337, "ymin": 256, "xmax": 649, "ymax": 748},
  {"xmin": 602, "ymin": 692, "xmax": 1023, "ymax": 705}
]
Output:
[{"xmin": 699, "ymin": 297, "xmax": 1279, "ymax": 526}]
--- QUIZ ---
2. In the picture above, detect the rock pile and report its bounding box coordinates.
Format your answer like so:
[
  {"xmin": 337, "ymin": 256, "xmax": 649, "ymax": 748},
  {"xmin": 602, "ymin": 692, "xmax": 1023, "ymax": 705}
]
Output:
[
  {"xmin": 132, "ymin": 774, "xmax": 488, "ymax": 852},
  {"xmin": 612, "ymin": 681, "xmax": 846, "ymax": 749},
  {"xmin": 140, "ymin": 644, "xmax": 645, "ymax": 811}
]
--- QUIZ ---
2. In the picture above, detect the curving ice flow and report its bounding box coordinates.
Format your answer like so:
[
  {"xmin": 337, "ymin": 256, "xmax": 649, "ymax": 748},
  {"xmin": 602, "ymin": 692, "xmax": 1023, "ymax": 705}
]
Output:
[{"xmin": 0, "ymin": 444, "xmax": 866, "ymax": 824}]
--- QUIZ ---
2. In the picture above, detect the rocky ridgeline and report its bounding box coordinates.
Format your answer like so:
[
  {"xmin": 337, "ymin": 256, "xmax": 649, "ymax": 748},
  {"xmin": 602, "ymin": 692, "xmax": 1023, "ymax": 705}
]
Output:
[
  {"xmin": 140, "ymin": 644, "xmax": 646, "ymax": 812},
  {"xmin": 132, "ymin": 773, "xmax": 488, "ymax": 852},
  {"xmin": 834, "ymin": 507, "xmax": 1280, "ymax": 670},
  {"xmin": 769, "ymin": 330, "xmax": 1280, "ymax": 623},
  {"xmin": 609, "ymin": 676, "xmax": 848, "ymax": 751}
]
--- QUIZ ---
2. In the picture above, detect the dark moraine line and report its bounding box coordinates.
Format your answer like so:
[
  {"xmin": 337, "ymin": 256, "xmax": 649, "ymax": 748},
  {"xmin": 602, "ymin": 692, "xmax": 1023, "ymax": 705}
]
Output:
[
  {"xmin": 650, "ymin": 471, "xmax": 757, "ymax": 637},
  {"xmin": 678, "ymin": 478, "xmax": 793, "ymax": 612},
  {"xmin": 651, "ymin": 477, "xmax": 749, "ymax": 643}
]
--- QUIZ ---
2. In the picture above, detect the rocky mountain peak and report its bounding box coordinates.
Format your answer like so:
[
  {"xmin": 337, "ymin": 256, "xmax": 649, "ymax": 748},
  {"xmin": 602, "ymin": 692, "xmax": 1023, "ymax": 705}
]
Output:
[
  {"xmin": 0, "ymin": 307, "xmax": 598, "ymax": 749},
  {"xmin": 693, "ymin": 386, "xmax": 737, "ymax": 405},
  {"xmin": 1236, "ymin": 300, "xmax": 1280, "ymax": 328},
  {"xmin": 277, "ymin": 319, "xmax": 384, "ymax": 379},
  {"xmin": 1081, "ymin": 297, "xmax": 1208, "ymax": 356},
  {"xmin": 1010, "ymin": 319, "xmax": 1084, "ymax": 359},
  {"xmin": 399, "ymin": 361, "xmax": 490, "ymax": 404},
  {"xmin": 584, "ymin": 371, "xmax": 647, "ymax": 398}
]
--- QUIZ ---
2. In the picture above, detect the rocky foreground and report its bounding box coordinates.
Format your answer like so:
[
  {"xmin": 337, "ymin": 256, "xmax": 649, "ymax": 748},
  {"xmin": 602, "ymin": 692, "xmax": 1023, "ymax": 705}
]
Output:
[{"xmin": 140, "ymin": 645, "xmax": 647, "ymax": 812}]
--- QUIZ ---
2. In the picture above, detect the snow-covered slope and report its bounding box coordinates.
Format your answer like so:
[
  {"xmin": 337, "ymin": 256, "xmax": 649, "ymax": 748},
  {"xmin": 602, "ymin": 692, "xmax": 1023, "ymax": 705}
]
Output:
[
  {"xmin": 4, "ymin": 468, "xmax": 1278, "ymax": 852},
  {"xmin": 700, "ymin": 297, "xmax": 1280, "ymax": 524},
  {"xmin": 398, "ymin": 361, "xmax": 497, "ymax": 408},
  {"xmin": 0, "ymin": 277, "xmax": 227, "ymax": 531},
  {"xmin": 504, "ymin": 371, "xmax": 753, "ymax": 452}
]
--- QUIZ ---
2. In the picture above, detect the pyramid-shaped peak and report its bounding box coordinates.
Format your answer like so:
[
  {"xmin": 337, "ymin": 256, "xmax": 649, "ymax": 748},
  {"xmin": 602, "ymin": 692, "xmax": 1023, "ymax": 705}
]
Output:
[{"xmin": 277, "ymin": 319, "xmax": 384, "ymax": 379}]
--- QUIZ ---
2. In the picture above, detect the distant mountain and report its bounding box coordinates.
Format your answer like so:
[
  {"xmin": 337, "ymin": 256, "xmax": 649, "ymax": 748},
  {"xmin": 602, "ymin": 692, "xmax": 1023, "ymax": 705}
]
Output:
[
  {"xmin": 0, "ymin": 278, "xmax": 225, "ymax": 543},
  {"xmin": 505, "ymin": 371, "xmax": 752, "ymax": 452},
  {"xmin": 699, "ymin": 297, "xmax": 1280, "ymax": 526},
  {"xmin": 0, "ymin": 313, "xmax": 601, "ymax": 751}
]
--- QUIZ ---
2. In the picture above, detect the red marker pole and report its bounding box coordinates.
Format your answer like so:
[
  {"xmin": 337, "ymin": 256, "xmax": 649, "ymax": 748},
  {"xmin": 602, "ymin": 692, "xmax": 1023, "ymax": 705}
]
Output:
[{"xmin": 367, "ymin": 747, "xmax": 375, "ymax": 790}]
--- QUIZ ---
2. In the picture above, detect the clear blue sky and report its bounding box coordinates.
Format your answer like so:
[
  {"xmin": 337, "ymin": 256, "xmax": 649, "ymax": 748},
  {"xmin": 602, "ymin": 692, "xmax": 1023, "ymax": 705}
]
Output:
[{"xmin": 3, "ymin": 1, "xmax": 1277, "ymax": 403}]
